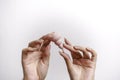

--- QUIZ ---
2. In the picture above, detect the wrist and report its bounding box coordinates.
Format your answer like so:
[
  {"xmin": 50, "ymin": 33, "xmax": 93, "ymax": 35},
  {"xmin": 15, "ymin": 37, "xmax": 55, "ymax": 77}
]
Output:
[
  {"xmin": 23, "ymin": 70, "xmax": 39, "ymax": 80},
  {"xmin": 80, "ymin": 71, "xmax": 95, "ymax": 80},
  {"xmin": 23, "ymin": 75, "xmax": 39, "ymax": 80},
  {"xmin": 23, "ymin": 65, "xmax": 39, "ymax": 80}
]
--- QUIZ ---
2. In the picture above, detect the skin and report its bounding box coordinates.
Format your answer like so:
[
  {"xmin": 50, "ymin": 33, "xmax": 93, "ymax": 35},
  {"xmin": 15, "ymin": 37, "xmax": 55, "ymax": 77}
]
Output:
[
  {"xmin": 22, "ymin": 32, "xmax": 63, "ymax": 80},
  {"xmin": 22, "ymin": 39, "xmax": 51, "ymax": 80},
  {"xmin": 22, "ymin": 32, "xmax": 97, "ymax": 80},
  {"xmin": 41, "ymin": 32, "xmax": 63, "ymax": 49},
  {"xmin": 59, "ymin": 38, "xmax": 97, "ymax": 80}
]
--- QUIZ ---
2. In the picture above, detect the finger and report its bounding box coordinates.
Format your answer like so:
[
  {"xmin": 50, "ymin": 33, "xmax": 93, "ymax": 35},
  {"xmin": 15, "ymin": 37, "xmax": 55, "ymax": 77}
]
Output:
[
  {"xmin": 64, "ymin": 38, "xmax": 72, "ymax": 46},
  {"xmin": 28, "ymin": 40, "xmax": 43, "ymax": 48},
  {"xmin": 59, "ymin": 51, "xmax": 72, "ymax": 67},
  {"xmin": 63, "ymin": 44, "xmax": 83, "ymax": 58},
  {"xmin": 40, "ymin": 34, "xmax": 52, "ymax": 41},
  {"xmin": 86, "ymin": 48, "xmax": 97, "ymax": 62},
  {"xmin": 55, "ymin": 39, "xmax": 63, "ymax": 49},
  {"xmin": 40, "ymin": 32, "xmax": 62, "ymax": 42},
  {"xmin": 42, "ymin": 40, "xmax": 51, "ymax": 47},
  {"xmin": 43, "ymin": 44, "xmax": 51, "ymax": 56},
  {"xmin": 63, "ymin": 43, "xmax": 75, "ymax": 52},
  {"xmin": 40, "ymin": 32, "xmax": 56, "ymax": 41},
  {"xmin": 74, "ymin": 46, "xmax": 91, "ymax": 59},
  {"xmin": 40, "ymin": 40, "xmax": 51, "ymax": 51},
  {"xmin": 22, "ymin": 47, "xmax": 37, "ymax": 54}
]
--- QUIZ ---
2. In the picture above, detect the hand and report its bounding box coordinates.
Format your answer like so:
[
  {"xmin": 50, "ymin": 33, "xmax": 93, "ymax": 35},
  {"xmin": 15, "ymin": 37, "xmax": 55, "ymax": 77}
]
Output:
[
  {"xmin": 41, "ymin": 32, "xmax": 63, "ymax": 49},
  {"xmin": 22, "ymin": 39, "xmax": 51, "ymax": 80},
  {"xmin": 60, "ymin": 39, "xmax": 97, "ymax": 80}
]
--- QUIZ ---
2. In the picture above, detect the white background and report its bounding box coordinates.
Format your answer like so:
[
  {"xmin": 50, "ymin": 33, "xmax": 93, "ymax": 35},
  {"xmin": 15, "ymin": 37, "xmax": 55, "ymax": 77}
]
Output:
[{"xmin": 0, "ymin": 0, "xmax": 120, "ymax": 80}]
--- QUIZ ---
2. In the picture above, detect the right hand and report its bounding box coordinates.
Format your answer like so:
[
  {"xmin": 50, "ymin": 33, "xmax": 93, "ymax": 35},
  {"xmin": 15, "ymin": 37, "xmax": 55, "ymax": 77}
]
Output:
[
  {"xmin": 60, "ymin": 38, "xmax": 97, "ymax": 80},
  {"xmin": 22, "ymin": 39, "xmax": 51, "ymax": 80}
]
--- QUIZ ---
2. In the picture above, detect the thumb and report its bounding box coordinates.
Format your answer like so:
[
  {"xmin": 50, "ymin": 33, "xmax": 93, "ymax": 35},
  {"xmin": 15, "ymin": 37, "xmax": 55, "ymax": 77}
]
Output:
[{"xmin": 59, "ymin": 51, "xmax": 72, "ymax": 68}]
